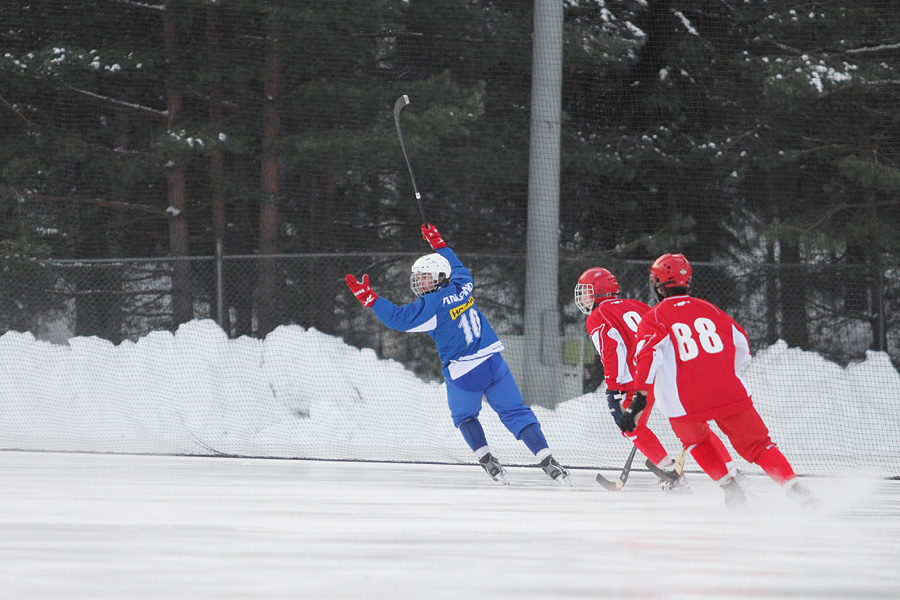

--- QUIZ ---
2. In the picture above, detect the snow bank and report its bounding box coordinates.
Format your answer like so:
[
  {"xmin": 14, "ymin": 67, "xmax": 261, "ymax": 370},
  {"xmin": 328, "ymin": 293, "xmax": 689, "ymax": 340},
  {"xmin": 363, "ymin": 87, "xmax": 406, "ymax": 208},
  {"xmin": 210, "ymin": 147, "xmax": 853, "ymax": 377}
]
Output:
[{"xmin": 1, "ymin": 321, "xmax": 897, "ymax": 476}]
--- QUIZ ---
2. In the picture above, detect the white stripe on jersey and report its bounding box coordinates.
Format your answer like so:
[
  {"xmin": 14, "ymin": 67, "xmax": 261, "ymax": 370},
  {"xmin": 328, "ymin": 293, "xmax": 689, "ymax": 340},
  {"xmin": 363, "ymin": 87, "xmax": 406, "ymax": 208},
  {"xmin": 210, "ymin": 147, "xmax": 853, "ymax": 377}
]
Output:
[
  {"xmin": 404, "ymin": 315, "xmax": 437, "ymax": 333},
  {"xmin": 606, "ymin": 326, "xmax": 634, "ymax": 388},
  {"xmin": 447, "ymin": 340, "xmax": 505, "ymax": 380},
  {"xmin": 733, "ymin": 323, "xmax": 752, "ymax": 371},
  {"xmin": 649, "ymin": 335, "xmax": 687, "ymax": 418},
  {"xmin": 590, "ymin": 329, "xmax": 603, "ymax": 356},
  {"xmin": 732, "ymin": 323, "xmax": 752, "ymax": 396}
]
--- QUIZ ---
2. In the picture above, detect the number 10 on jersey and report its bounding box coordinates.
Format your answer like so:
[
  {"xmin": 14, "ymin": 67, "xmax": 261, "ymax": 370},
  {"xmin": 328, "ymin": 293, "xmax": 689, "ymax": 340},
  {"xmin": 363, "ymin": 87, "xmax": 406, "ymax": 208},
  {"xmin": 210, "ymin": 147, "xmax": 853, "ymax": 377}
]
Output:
[{"xmin": 458, "ymin": 308, "xmax": 482, "ymax": 343}]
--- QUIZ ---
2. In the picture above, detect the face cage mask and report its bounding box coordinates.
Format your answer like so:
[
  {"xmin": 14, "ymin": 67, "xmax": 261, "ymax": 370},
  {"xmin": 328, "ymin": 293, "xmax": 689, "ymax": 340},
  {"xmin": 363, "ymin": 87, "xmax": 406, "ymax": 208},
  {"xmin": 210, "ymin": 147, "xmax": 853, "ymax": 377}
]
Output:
[
  {"xmin": 574, "ymin": 283, "xmax": 595, "ymax": 315},
  {"xmin": 411, "ymin": 271, "xmax": 443, "ymax": 297}
]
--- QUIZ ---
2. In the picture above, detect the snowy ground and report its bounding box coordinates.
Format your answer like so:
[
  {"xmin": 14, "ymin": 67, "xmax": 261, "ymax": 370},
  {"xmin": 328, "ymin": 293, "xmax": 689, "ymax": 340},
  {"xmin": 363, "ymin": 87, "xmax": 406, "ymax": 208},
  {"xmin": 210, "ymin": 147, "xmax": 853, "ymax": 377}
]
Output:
[{"xmin": 1, "ymin": 451, "xmax": 898, "ymax": 599}]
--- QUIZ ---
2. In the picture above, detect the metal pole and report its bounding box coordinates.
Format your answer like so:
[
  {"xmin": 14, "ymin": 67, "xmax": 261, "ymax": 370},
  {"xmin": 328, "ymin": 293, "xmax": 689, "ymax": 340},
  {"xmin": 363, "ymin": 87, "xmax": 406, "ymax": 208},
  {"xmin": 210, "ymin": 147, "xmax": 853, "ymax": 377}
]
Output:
[{"xmin": 522, "ymin": 0, "xmax": 563, "ymax": 407}]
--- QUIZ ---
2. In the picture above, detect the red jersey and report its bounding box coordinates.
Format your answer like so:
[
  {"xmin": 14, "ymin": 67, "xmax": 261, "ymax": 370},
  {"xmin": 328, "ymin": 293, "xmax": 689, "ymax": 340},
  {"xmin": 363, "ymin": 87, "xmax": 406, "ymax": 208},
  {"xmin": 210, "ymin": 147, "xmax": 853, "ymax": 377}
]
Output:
[
  {"xmin": 633, "ymin": 294, "xmax": 753, "ymax": 422},
  {"xmin": 585, "ymin": 298, "xmax": 649, "ymax": 392}
]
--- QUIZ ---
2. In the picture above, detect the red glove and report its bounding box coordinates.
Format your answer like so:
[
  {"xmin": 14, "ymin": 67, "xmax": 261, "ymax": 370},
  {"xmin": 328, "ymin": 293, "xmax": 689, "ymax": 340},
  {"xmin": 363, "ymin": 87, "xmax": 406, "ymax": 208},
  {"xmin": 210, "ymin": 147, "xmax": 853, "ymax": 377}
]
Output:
[
  {"xmin": 421, "ymin": 223, "xmax": 447, "ymax": 250},
  {"xmin": 345, "ymin": 274, "xmax": 379, "ymax": 308}
]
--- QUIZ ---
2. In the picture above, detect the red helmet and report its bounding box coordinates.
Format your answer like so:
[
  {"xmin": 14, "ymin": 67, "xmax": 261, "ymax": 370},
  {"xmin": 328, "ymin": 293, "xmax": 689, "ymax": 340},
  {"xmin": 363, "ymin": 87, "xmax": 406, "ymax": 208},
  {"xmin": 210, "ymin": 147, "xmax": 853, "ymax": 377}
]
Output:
[
  {"xmin": 574, "ymin": 267, "xmax": 619, "ymax": 314},
  {"xmin": 650, "ymin": 253, "xmax": 692, "ymax": 297}
]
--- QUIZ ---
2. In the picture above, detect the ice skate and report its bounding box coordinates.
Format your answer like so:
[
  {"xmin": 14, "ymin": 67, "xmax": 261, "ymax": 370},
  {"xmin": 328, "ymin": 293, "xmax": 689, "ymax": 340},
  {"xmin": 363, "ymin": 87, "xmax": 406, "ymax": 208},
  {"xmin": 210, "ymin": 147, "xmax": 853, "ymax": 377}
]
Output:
[
  {"xmin": 539, "ymin": 455, "xmax": 571, "ymax": 485},
  {"xmin": 785, "ymin": 479, "xmax": 818, "ymax": 512},
  {"xmin": 657, "ymin": 469, "xmax": 691, "ymax": 494},
  {"xmin": 479, "ymin": 453, "xmax": 509, "ymax": 485},
  {"xmin": 721, "ymin": 475, "xmax": 748, "ymax": 510},
  {"xmin": 732, "ymin": 469, "xmax": 750, "ymax": 489},
  {"xmin": 646, "ymin": 458, "xmax": 691, "ymax": 493}
]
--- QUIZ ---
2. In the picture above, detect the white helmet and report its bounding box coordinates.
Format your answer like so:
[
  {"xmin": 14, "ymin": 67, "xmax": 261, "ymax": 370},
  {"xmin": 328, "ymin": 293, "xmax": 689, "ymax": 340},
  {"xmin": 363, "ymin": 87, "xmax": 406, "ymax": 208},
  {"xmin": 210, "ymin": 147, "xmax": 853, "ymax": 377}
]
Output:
[{"xmin": 410, "ymin": 253, "xmax": 452, "ymax": 297}]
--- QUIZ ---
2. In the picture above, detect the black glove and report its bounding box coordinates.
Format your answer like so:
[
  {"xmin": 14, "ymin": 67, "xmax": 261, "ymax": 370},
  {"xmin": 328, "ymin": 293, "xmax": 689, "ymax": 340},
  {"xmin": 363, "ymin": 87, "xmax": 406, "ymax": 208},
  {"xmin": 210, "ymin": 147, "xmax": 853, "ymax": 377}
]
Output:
[{"xmin": 619, "ymin": 392, "xmax": 648, "ymax": 433}]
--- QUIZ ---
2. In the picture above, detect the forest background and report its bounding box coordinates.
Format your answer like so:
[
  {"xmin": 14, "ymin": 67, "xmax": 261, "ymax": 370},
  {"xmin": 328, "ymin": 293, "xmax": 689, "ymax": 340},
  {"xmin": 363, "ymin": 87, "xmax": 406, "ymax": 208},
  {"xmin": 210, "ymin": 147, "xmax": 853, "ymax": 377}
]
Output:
[{"xmin": 1, "ymin": 0, "xmax": 898, "ymax": 388}]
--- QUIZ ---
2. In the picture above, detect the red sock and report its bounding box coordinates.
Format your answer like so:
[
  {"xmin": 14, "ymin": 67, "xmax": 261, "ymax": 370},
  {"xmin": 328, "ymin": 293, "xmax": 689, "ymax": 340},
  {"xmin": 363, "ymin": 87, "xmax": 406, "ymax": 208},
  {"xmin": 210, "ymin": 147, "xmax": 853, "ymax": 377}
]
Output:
[
  {"xmin": 689, "ymin": 439, "xmax": 730, "ymax": 481},
  {"xmin": 629, "ymin": 428, "xmax": 670, "ymax": 466},
  {"xmin": 709, "ymin": 432, "xmax": 733, "ymax": 463},
  {"xmin": 754, "ymin": 445, "xmax": 796, "ymax": 486}
]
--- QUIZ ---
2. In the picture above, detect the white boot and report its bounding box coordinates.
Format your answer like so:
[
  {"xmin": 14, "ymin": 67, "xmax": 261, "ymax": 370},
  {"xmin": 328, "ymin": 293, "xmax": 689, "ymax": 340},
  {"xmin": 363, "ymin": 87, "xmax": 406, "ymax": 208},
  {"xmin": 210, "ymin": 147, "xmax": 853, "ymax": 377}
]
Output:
[{"xmin": 785, "ymin": 478, "xmax": 818, "ymax": 511}]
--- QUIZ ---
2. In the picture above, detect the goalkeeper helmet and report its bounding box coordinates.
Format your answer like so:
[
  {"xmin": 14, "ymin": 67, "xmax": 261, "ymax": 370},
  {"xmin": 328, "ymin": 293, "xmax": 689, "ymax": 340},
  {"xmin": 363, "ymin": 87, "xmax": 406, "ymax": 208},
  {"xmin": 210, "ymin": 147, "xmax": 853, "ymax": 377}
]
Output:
[
  {"xmin": 410, "ymin": 253, "xmax": 452, "ymax": 297},
  {"xmin": 574, "ymin": 267, "xmax": 619, "ymax": 314},
  {"xmin": 650, "ymin": 253, "xmax": 692, "ymax": 299}
]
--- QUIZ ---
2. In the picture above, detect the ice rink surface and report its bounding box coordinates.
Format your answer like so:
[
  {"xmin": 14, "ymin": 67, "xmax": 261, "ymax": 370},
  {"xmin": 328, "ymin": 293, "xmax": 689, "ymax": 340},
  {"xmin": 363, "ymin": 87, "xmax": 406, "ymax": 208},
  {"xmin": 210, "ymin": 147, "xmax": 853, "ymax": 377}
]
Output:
[{"xmin": 1, "ymin": 451, "xmax": 898, "ymax": 600}]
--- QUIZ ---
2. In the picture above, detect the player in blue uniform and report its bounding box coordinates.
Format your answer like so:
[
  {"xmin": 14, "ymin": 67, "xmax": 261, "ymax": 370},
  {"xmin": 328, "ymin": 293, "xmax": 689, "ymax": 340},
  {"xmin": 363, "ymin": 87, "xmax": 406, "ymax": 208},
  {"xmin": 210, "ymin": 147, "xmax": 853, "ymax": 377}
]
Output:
[{"xmin": 345, "ymin": 223, "xmax": 570, "ymax": 485}]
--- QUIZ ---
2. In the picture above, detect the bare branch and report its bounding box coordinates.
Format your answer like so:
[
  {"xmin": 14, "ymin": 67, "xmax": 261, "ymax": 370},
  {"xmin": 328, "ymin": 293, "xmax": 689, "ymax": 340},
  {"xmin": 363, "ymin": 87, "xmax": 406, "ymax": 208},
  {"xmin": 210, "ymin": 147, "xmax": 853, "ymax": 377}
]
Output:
[
  {"xmin": 44, "ymin": 288, "xmax": 173, "ymax": 297},
  {"xmin": 755, "ymin": 39, "xmax": 804, "ymax": 56},
  {"xmin": 0, "ymin": 93, "xmax": 39, "ymax": 129},
  {"xmin": 64, "ymin": 86, "xmax": 168, "ymax": 120},
  {"xmin": 788, "ymin": 200, "xmax": 900, "ymax": 235},
  {"xmin": 18, "ymin": 192, "xmax": 169, "ymax": 217},
  {"xmin": 566, "ymin": 226, "xmax": 674, "ymax": 259}
]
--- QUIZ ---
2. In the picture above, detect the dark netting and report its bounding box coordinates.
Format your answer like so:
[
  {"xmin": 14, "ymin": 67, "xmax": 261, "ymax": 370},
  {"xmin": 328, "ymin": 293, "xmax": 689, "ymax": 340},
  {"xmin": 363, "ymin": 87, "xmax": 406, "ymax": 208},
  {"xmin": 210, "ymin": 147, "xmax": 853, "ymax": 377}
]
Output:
[{"xmin": 0, "ymin": 1, "xmax": 898, "ymax": 475}]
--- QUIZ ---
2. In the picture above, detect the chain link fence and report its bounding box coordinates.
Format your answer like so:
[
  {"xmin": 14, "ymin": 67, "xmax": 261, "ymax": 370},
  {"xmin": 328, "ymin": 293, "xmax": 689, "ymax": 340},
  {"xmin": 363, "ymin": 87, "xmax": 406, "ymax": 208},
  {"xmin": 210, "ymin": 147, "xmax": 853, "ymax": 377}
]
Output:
[{"xmin": 4, "ymin": 253, "xmax": 896, "ymax": 388}]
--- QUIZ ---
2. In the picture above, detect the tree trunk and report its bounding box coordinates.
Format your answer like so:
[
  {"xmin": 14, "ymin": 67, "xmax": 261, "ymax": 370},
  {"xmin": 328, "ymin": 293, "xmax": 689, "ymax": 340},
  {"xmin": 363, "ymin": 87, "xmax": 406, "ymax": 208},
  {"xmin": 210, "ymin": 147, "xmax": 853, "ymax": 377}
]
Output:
[
  {"xmin": 780, "ymin": 241, "xmax": 809, "ymax": 349},
  {"xmin": 765, "ymin": 239, "xmax": 778, "ymax": 345},
  {"xmin": 207, "ymin": 3, "xmax": 228, "ymax": 334},
  {"xmin": 844, "ymin": 244, "xmax": 868, "ymax": 314},
  {"xmin": 863, "ymin": 191, "xmax": 886, "ymax": 351},
  {"xmin": 857, "ymin": 114, "xmax": 886, "ymax": 352},
  {"xmin": 763, "ymin": 175, "xmax": 779, "ymax": 345},
  {"xmin": 257, "ymin": 21, "xmax": 281, "ymax": 336},
  {"xmin": 305, "ymin": 176, "xmax": 338, "ymax": 334},
  {"xmin": 164, "ymin": 0, "xmax": 192, "ymax": 328},
  {"xmin": 207, "ymin": 5, "xmax": 227, "ymax": 251},
  {"xmin": 229, "ymin": 14, "xmax": 256, "ymax": 338}
]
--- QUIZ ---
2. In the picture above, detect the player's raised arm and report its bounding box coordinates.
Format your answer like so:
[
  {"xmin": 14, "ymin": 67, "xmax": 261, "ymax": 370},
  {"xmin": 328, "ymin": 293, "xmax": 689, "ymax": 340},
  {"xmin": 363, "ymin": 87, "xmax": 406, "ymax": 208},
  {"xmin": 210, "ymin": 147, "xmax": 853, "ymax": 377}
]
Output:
[
  {"xmin": 345, "ymin": 274, "xmax": 378, "ymax": 308},
  {"xmin": 420, "ymin": 222, "xmax": 472, "ymax": 284},
  {"xmin": 421, "ymin": 223, "xmax": 447, "ymax": 250}
]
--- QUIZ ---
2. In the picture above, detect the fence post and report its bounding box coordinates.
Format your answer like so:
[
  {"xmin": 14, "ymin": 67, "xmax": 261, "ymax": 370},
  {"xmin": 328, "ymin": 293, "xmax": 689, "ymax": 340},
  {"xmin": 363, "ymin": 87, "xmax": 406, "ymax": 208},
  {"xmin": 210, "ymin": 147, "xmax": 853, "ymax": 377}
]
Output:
[{"xmin": 216, "ymin": 239, "xmax": 226, "ymax": 333}]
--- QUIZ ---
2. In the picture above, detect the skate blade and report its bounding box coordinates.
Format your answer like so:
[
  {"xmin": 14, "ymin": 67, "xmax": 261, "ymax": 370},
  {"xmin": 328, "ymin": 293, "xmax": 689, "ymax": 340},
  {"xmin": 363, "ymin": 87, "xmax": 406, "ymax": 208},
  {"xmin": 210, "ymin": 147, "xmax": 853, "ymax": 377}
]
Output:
[{"xmin": 660, "ymin": 484, "xmax": 693, "ymax": 495}]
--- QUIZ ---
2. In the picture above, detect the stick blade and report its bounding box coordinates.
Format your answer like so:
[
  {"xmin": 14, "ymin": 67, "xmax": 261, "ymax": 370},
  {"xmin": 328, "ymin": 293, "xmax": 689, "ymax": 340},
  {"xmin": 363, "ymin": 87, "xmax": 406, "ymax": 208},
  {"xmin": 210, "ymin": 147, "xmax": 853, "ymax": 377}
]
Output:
[{"xmin": 595, "ymin": 473, "xmax": 625, "ymax": 491}]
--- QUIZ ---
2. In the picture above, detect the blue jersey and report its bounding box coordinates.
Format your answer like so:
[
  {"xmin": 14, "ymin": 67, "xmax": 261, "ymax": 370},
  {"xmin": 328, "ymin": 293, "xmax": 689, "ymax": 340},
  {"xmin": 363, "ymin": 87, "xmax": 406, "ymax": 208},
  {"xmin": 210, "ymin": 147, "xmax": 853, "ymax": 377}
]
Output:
[{"xmin": 371, "ymin": 247, "xmax": 503, "ymax": 381}]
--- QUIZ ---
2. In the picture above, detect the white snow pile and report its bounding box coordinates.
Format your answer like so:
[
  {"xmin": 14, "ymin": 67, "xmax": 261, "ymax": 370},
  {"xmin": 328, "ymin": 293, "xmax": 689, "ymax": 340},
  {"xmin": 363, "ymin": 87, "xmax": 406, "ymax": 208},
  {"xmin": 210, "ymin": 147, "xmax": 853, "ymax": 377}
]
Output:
[{"xmin": 0, "ymin": 319, "xmax": 898, "ymax": 476}]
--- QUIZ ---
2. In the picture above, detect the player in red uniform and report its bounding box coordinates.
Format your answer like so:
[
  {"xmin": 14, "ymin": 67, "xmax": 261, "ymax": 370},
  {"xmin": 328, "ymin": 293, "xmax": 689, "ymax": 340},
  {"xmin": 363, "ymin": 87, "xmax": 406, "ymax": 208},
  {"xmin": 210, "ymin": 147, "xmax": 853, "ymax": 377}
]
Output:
[
  {"xmin": 576, "ymin": 267, "xmax": 688, "ymax": 490},
  {"xmin": 622, "ymin": 253, "xmax": 817, "ymax": 510}
]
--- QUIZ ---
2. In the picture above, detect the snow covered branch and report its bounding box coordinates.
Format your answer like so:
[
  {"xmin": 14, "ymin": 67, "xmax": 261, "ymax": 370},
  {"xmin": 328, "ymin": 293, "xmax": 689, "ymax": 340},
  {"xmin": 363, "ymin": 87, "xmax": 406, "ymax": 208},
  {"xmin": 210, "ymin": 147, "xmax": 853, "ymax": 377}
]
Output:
[
  {"xmin": 846, "ymin": 42, "xmax": 900, "ymax": 56},
  {"xmin": 106, "ymin": 0, "xmax": 165, "ymax": 14}
]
